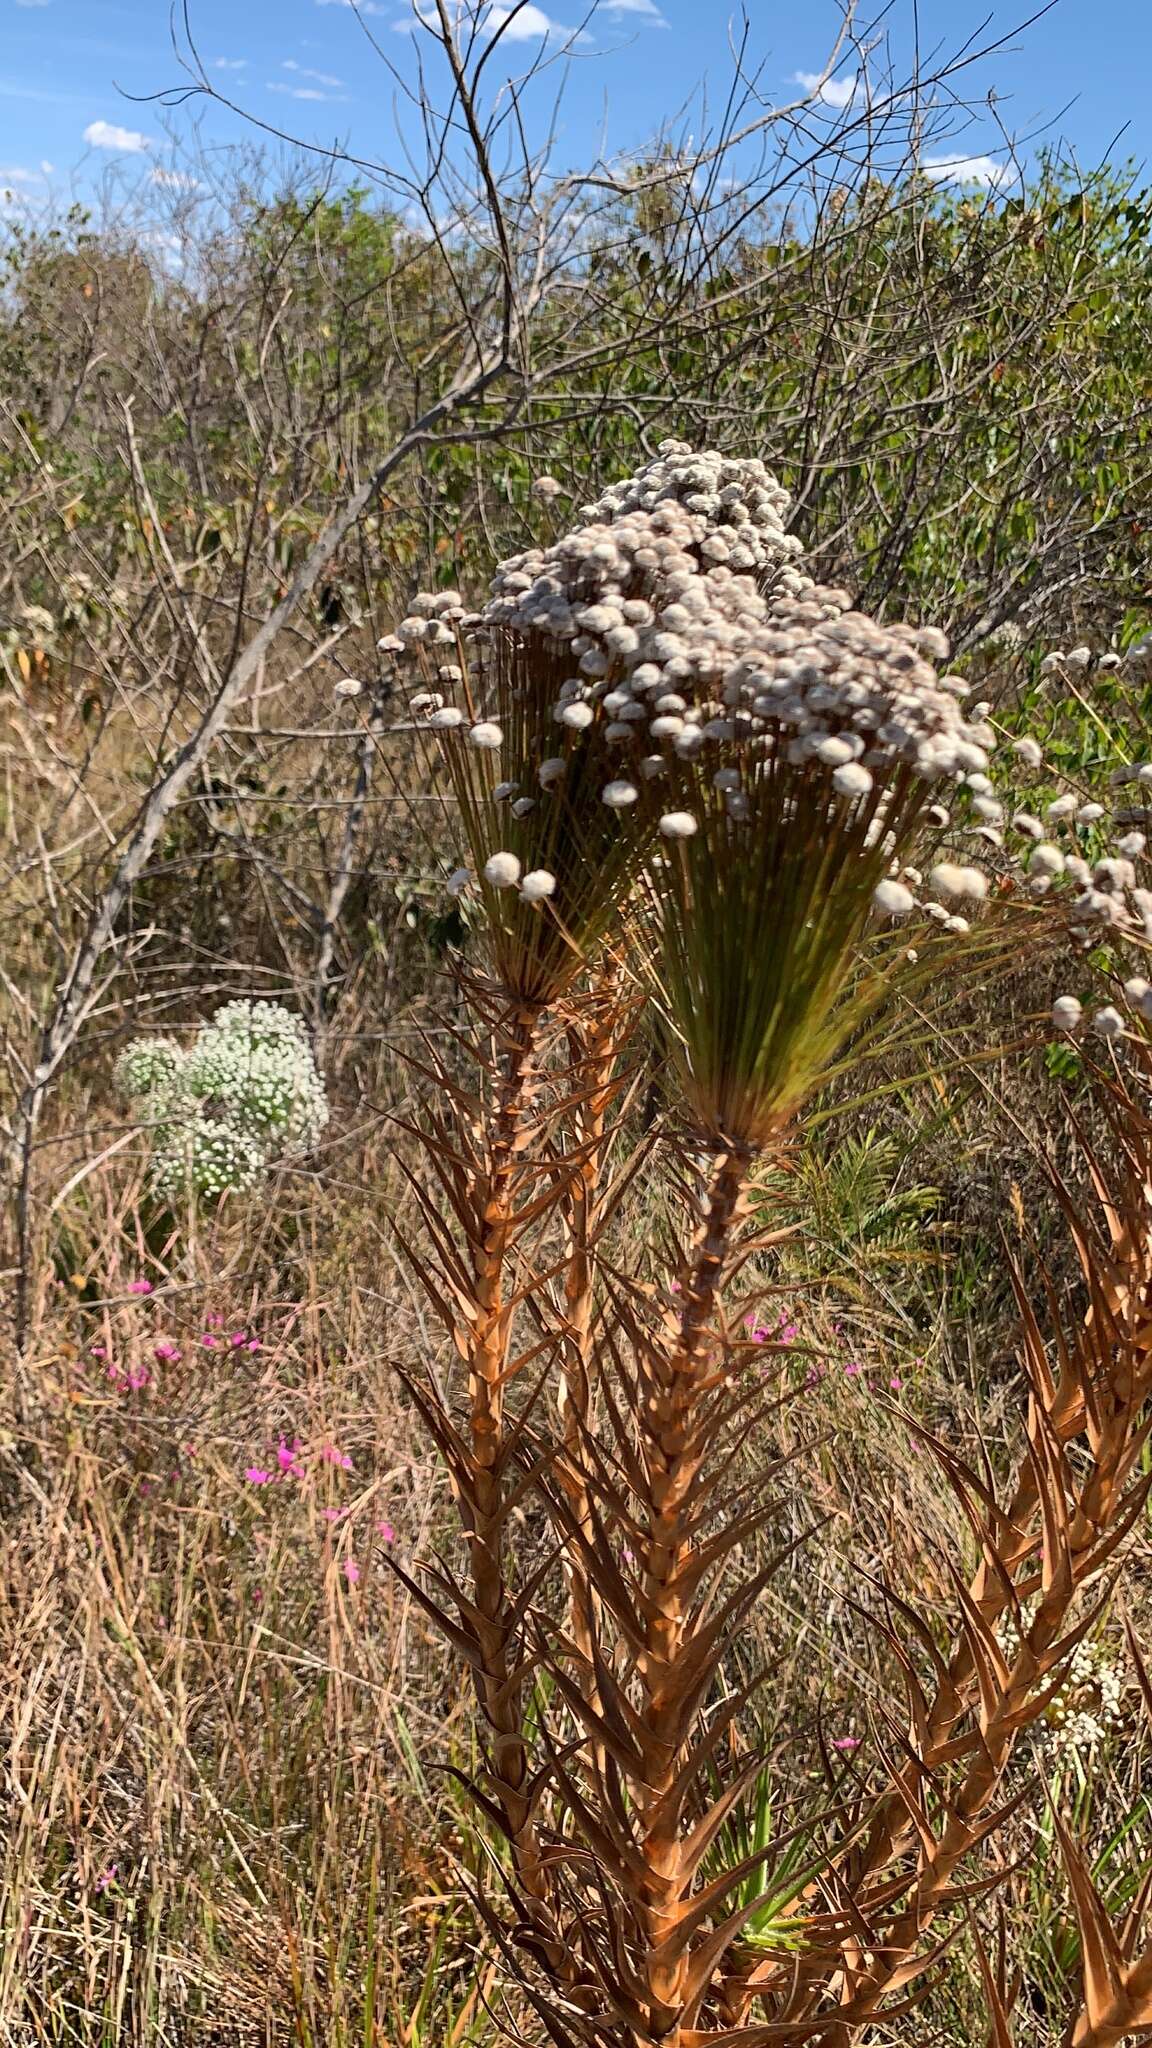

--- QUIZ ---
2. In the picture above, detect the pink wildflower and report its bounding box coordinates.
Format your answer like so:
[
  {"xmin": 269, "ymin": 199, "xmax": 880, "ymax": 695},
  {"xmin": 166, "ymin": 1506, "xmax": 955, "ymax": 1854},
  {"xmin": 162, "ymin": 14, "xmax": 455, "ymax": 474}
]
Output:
[
  {"xmin": 343, "ymin": 1558, "xmax": 361, "ymax": 1585},
  {"xmin": 154, "ymin": 1340, "xmax": 182, "ymax": 1363},
  {"xmin": 375, "ymin": 1520, "xmax": 395, "ymax": 1544},
  {"xmin": 95, "ymin": 1864, "xmax": 118, "ymax": 1893},
  {"xmin": 201, "ymin": 1334, "xmax": 217, "ymax": 1350},
  {"xmin": 244, "ymin": 1466, "xmax": 273, "ymax": 1485},
  {"xmin": 126, "ymin": 1366, "xmax": 151, "ymax": 1392},
  {"xmin": 322, "ymin": 1506, "xmax": 349, "ymax": 1523},
  {"xmin": 321, "ymin": 1445, "xmax": 353, "ymax": 1471},
  {"xmin": 276, "ymin": 1437, "xmax": 304, "ymax": 1477},
  {"xmin": 889, "ymin": 1374, "xmax": 903, "ymax": 1391},
  {"xmin": 246, "ymin": 1338, "xmax": 261, "ymax": 1352},
  {"xmin": 90, "ymin": 1344, "xmax": 108, "ymax": 1360},
  {"xmin": 207, "ymin": 1312, "xmax": 224, "ymax": 1328},
  {"xmin": 230, "ymin": 1331, "xmax": 248, "ymax": 1348},
  {"xmin": 832, "ymin": 1735, "xmax": 860, "ymax": 1753},
  {"xmin": 127, "ymin": 1279, "xmax": 153, "ymax": 1296},
  {"xmin": 844, "ymin": 1360, "xmax": 862, "ymax": 1378}
]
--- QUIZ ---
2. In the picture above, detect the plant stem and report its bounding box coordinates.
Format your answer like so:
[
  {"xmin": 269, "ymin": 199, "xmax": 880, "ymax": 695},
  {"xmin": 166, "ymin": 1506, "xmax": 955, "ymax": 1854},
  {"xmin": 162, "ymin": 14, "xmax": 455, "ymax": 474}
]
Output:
[
  {"xmin": 466, "ymin": 1001, "xmax": 549, "ymax": 1908},
  {"xmin": 633, "ymin": 1144, "xmax": 752, "ymax": 2048},
  {"xmin": 558, "ymin": 995, "xmax": 624, "ymax": 1707}
]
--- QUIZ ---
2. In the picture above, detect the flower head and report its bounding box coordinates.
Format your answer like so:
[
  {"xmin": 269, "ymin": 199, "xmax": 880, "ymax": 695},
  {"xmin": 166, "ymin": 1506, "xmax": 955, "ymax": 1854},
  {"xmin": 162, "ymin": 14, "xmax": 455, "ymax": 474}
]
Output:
[
  {"xmin": 118, "ymin": 1001, "xmax": 329, "ymax": 1203},
  {"xmin": 483, "ymin": 851, "xmax": 522, "ymax": 889},
  {"xmin": 519, "ymin": 868, "xmax": 556, "ymax": 903}
]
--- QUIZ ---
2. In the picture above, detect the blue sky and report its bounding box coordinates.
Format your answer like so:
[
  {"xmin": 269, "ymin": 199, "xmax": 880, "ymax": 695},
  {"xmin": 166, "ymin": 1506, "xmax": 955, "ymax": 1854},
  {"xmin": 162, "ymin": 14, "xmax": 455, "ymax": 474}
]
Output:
[{"xmin": 1, "ymin": 0, "xmax": 1149, "ymax": 215}]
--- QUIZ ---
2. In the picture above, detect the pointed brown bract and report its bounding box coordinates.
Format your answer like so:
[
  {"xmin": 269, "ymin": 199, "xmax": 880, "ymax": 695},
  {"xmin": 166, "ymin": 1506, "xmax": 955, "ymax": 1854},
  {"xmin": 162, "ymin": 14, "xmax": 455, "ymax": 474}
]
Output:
[
  {"xmin": 749, "ymin": 1046, "xmax": 1152, "ymax": 2045},
  {"xmin": 391, "ymin": 981, "xmax": 575, "ymax": 1943},
  {"xmin": 1048, "ymin": 1628, "xmax": 1152, "ymax": 2047},
  {"xmin": 513, "ymin": 1136, "xmax": 832, "ymax": 2048}
]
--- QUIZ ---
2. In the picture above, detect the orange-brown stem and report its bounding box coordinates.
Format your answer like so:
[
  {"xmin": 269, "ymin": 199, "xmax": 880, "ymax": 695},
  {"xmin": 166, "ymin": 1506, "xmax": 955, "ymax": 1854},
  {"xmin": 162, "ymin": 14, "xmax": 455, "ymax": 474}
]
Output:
[
  {"xmin": 559, "ymin": 1001, "xmax": 623, "ymax": 1708},
  {"xmin": 466, "ymin": 1002, "xmax": 548, "ymax": 1906},
  {"xmin": 632, "ymin": 1145, "xmax": 752, "ymax": 2048}
]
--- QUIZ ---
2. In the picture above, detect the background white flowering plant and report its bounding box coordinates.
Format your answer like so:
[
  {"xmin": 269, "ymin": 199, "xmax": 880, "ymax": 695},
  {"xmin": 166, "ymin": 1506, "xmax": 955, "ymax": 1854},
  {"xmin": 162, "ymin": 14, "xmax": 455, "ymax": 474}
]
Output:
[{"xmin": 116, "ymin": 1001, "xmax": 329, "ymax": 1201}]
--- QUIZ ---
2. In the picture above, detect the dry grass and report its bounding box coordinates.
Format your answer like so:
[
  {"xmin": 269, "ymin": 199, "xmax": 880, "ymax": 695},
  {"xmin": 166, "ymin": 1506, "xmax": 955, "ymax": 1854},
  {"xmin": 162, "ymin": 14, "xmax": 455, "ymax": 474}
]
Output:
[{"xmin": 6, "ymin": 1026, "xmax": 1151, "ymax": 2045}]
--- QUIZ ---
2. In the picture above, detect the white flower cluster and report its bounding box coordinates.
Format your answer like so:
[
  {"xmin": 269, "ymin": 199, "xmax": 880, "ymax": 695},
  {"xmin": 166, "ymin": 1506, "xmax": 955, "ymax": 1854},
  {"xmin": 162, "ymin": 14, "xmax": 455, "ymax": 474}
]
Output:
[
  {"xmin": 400, "ymin": 441, "xmax": 995, "ymax": 838},
  {"xmin": 1039, "ymin": 638, "xmax": 1152, "ymax": 681},
  {"xmin": 391, "ymin": 449, "xmax": 1152, "ymax": 1020},
  {"xmin": 999, "ymin": 1608, "xmax": 1125, "ymax": 1762},
  {"xmin": 116, "ymin": 1037, "xmax": 186, "ymax": 1100},
  {"xmin": 116, "ymin": 1001, "xmax": 329, "ymax": 1201},
  {"xmin": 867, "ymin": 717, "xmax": 1152, "ymax": 956}
]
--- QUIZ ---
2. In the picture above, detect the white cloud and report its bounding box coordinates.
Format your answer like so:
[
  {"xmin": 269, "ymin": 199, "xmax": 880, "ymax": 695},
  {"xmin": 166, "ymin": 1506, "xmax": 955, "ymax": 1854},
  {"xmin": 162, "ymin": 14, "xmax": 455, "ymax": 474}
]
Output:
[
  {"xmin": 0, "ymin": 164, "xmax": 41, "ymax": 183},
  {"xmin": 315, "ymin": 0, "xmax": 385, "ymax": 12},
  {"xmin": 267, "ymin": 81, "xmax": 347, "ymax": 100},
  {"xmin": 920, "ymin": 152, "xmax": 1015, "ymax": 190},
  {"xmin": 213, "ymin": 57, "xmax": 248, "ymax": 70},
  {"xmin": 794, "ymin": 69, "xmax": 857, "ymax": 110},
  {"xmin": 83, "ymin": 119, "xmax": 151, "ymax": 152},
  {"xmin": 283, "ymin": 59, "xmax": 344, "ymax": 85},
  {"xmin": 599, "ymin": 0, "xmax": 666, "ymax": 19},
  {"xmin": 486, "ymin": 4, "xmax": 564, "ymax": 37},
  {"xmin": 400, "ymin": 0, "xmax": 586, "ymax": 39}
]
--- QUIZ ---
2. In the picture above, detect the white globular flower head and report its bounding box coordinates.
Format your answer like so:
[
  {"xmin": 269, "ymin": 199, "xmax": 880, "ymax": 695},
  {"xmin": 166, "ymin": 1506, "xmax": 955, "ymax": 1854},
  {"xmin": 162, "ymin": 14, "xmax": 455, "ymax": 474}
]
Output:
[
  {"xmin": 930, "ymin": 863, "xmax": 989, "ymax": 902},
  {"xmin": 1029, "ymin": 843, "xmax": 1066, "ymax": 879},
  {"xmin": 832, "ymin": 762, "xmax": 873, "ymax": 800},
  {"xmin": 519, "ymin": 869, "xmax": 557, "ymax": 902},
  {"xmin": 1052, "ymin": 995, "xmax": 1083, "ymax": 1034},
  {"xmin": 469, "ymin": 721, "xmax": 503, "ymax": 750},
  {"xmin": 872, "ymin": 879, "xmax": 916, "ymax": 920},
  {"xmin": 1123, "ymin": 976, "xmax": 1152, "ymax": 1019},
  {"xmin": 484, "ymin": 851, "xmax": 522, "ymax": 889},
  {"xmin": 117, "ymin": 1002, "xmax": 328, "ymax": 1203},
  {"xmin": 658, "ymin": 812, "xmax": 698, "ymax": 839}
]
